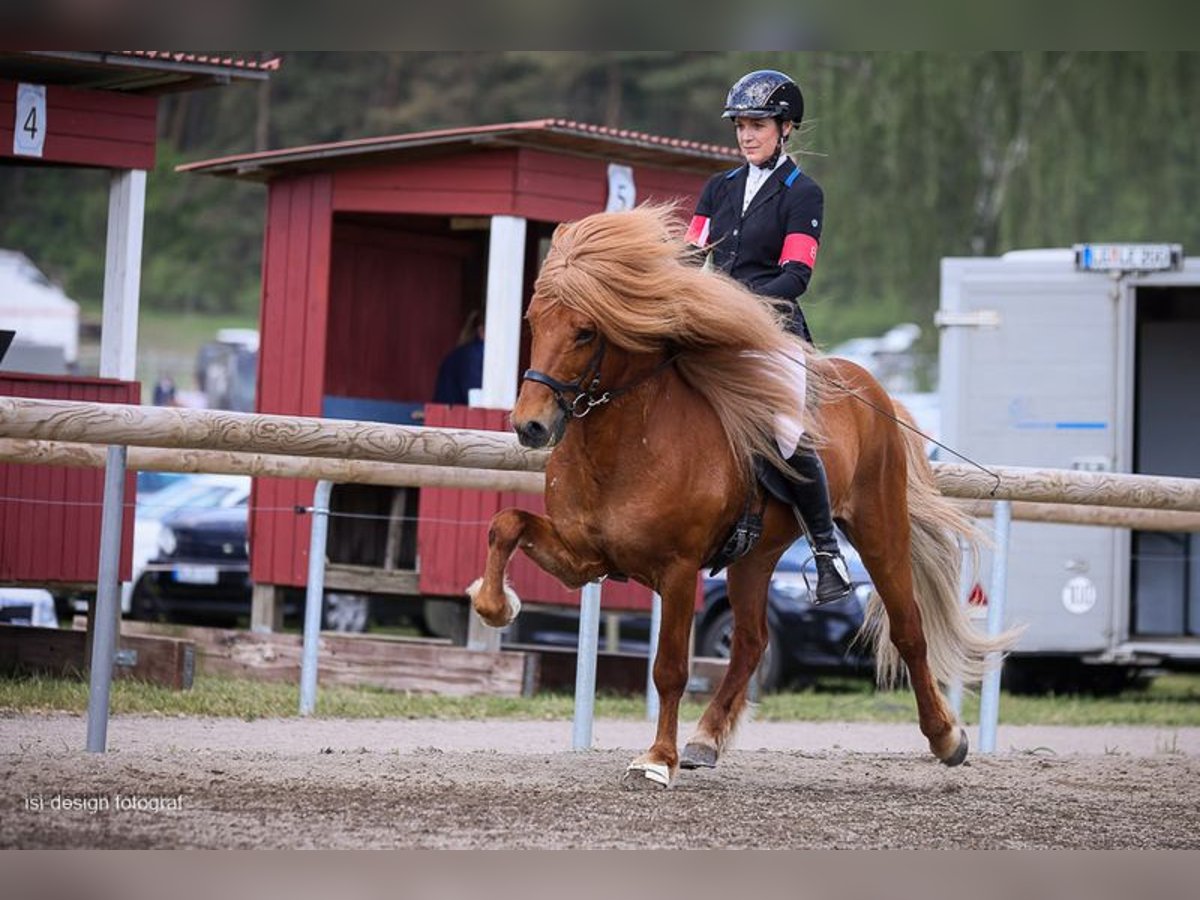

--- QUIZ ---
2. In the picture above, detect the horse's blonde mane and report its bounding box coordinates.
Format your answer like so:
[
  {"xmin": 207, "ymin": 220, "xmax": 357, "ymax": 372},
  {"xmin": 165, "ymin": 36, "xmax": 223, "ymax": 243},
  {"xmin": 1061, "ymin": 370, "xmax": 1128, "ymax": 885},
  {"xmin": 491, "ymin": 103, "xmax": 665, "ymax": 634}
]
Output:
[{"xmin": 534, "ymin": 203, "xmax": 829, "ymax": 481}]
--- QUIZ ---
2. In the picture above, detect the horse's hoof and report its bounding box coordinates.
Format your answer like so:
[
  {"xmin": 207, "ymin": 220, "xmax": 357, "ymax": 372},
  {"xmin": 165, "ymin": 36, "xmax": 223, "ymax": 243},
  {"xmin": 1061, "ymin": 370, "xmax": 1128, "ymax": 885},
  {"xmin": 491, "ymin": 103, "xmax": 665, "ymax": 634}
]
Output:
[
  {"xmin": 621, "ymin": 762, "xmax": 671, "ymax": 790},
  {"xmin": 464, "ymin": 577, "xmax": 521, "ymax": 627},
  {"xmin": 942, "ymin": 728, "xmax": 969, "ymax": 767},
  {"xmin": 679, "ymin": 742, "xmax": 718, "ymax": 770}
]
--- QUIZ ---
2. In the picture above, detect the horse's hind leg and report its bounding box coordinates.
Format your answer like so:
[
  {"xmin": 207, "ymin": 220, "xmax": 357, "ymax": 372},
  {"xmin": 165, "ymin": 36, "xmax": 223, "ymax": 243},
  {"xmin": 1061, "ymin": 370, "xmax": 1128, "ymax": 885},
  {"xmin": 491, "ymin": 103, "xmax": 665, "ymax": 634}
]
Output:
[
  {"xmin": 847, "ymin": 517, "xmax": 967, "ymax": 766},
  {"xmin": 681, "ymin": 550, "xmax": 778, "ymax": 770}
]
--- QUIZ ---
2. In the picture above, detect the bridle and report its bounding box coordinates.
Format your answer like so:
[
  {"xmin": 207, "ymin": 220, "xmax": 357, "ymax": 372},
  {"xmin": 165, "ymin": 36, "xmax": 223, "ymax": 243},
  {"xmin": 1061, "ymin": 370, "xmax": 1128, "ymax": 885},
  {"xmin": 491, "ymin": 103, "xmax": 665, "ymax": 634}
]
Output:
[{"xmin": 522, "ymin": 335, "xmax": 676, "ymax": 419}]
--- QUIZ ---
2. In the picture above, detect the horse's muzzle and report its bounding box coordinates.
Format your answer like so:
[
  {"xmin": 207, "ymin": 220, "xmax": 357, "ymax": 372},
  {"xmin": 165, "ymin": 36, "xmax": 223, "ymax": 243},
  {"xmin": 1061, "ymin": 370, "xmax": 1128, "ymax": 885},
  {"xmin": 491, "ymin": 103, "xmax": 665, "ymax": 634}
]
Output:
[{"xmin": 514, "ymin": 412, "xmax": 565, "ymax": 449}]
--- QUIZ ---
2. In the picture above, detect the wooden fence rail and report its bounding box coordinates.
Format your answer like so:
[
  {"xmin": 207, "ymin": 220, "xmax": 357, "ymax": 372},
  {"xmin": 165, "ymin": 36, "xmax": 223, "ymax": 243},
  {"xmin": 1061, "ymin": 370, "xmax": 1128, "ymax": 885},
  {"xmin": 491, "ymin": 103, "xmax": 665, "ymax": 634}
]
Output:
[
  {"xmin": 0, "ymin": 396, "xmax": 548, "ymax": 472},
  {"xmin": 955, "ymin": 499, "xmax": 1200, "ymax": 532},
  {"xmin": 934, "ymin": 462, "xmax": 1200, "ymax": 513},
  {"xmin": 2, "ymin": 398, "xmax": 1199, "ymax": 515},
  {"xmin": 0, "ymin": 438, "xmax": 546, "ymax": 494},
  {"xmin": 6, "ymin": 438, "xmax": 1197, "ymax": 530}
]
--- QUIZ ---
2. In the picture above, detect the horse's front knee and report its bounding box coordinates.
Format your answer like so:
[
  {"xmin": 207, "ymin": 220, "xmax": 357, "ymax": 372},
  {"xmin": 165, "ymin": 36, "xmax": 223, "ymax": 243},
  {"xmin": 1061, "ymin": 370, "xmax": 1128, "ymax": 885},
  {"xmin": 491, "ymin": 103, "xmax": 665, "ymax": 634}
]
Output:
[{"xmin": 486, "ymin": 508, "xmax": 526, "ymax": 550}]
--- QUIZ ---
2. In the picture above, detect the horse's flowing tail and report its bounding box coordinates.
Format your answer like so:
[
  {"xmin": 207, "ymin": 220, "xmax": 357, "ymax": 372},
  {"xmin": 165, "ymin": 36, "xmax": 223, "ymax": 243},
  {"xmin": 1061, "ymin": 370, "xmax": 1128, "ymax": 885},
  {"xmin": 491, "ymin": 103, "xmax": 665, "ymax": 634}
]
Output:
[{"xmin": 862, "ymin": 409, "xmax": 1023, "ymax": 690}]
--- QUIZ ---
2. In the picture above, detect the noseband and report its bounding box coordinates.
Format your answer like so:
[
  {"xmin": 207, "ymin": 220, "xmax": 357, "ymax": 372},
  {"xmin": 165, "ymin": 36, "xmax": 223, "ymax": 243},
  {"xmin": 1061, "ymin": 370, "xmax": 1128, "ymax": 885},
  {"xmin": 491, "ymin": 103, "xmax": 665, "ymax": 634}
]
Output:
[{"xmin": 523, "ymin": 336, "xmax": 676, "ymax": 419}]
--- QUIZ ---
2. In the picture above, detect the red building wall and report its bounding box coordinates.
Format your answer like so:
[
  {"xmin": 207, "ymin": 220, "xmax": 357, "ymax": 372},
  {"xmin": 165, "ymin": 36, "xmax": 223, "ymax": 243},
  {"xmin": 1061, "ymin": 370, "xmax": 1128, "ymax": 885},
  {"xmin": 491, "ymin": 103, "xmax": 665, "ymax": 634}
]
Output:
[
  {"xmin": 0, "ymin": 374, "xmax": 138, "ymax": 584},
  {"xmin": 250, "ymin": 174, "xmax": 333, "ymax": 588},
  {"xmin": 332, "ymin": 150, "xmax": 519, "ymax": 216},
  {"xmin": 325, "ymin": 220, "xmax": 477, "ymax": 404},
  {"xmin": 0, "ymin": 80, "xmax": 156, "ymax": 169}
]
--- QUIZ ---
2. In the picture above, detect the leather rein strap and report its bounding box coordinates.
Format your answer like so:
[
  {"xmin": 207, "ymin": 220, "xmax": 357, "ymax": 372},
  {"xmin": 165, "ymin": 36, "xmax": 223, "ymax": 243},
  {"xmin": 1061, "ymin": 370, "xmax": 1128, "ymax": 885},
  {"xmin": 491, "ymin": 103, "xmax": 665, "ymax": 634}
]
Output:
[{"xmin": 523, "ymin": 336, "xmax": 677, "ymax": 419}]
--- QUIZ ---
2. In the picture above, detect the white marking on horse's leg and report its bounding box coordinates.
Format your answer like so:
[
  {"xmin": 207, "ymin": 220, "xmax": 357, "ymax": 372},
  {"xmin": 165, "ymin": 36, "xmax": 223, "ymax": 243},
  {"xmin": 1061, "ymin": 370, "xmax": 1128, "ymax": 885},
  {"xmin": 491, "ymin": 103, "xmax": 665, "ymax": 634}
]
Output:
[
  {"xmin": 465, "ymin": 577, "xmax": 522, "ymax": 626},
  {"xmin": 501, "ymin": 581, "xmax": 522, "ymax": 621}
]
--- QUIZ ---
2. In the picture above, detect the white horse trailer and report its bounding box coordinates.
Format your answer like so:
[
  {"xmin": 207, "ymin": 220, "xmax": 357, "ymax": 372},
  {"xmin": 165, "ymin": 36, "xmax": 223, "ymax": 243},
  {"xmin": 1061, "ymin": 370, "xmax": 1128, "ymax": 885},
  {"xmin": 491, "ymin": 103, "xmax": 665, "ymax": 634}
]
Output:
[{"xmin": 938, "ymin": 244, "xmax": 1200, "ymax": 692}]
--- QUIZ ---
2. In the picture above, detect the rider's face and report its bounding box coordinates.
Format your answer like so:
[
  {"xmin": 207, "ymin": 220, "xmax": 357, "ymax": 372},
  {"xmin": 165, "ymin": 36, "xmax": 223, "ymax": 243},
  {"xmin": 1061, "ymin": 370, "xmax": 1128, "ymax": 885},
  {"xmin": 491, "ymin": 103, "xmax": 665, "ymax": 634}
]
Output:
[{"xmin": 734, "ymin": 117, "xmax": 787, "ymax": 167}]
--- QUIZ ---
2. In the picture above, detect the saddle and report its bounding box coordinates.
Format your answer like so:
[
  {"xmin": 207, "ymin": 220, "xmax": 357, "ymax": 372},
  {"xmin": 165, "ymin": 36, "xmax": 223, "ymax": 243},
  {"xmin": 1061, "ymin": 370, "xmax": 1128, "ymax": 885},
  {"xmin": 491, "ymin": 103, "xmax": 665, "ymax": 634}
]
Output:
[{"xmin": 704, "ymin": 458, "xmax": 793, "ymax": 575}]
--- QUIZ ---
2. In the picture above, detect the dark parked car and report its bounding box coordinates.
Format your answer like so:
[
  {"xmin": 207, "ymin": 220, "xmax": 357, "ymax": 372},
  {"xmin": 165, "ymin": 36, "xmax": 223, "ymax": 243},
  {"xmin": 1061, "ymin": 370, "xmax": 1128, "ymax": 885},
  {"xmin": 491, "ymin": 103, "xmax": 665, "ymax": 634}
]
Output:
[
  {"xmin": 132, "ymin": 500, "xmax": 372, "ymax": 632},
  {"xmin": 132, "ymin": 502, "xmax": 264, "ymax": 626},
  {"xmin": 696, "ymin": 535, "xmax": 874, "ymax": 690},
  {"xmin": 505, "ymin": 535, "xmax": 875, "ymax": 691}
]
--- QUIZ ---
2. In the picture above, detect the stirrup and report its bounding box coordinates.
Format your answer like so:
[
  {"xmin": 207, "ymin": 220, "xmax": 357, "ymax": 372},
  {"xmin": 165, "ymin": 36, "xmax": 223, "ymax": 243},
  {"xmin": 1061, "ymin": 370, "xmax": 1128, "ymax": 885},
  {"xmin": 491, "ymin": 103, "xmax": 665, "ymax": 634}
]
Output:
[{"xmin": 811, "ymin": 550, "xmax": 853, "ymax": 606}]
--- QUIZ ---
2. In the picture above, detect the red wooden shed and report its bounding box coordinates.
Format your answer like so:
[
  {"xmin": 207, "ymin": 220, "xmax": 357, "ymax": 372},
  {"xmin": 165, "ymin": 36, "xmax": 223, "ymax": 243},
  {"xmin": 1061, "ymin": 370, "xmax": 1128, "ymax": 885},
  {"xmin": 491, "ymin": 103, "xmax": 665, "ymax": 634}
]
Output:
[
  {"xmin": 0, "ymin": 51, "xmax": 274, "ymax": 589},
  {"xmin": 182, "ymin": 120, "xmax": 739, "ymax": 621}
]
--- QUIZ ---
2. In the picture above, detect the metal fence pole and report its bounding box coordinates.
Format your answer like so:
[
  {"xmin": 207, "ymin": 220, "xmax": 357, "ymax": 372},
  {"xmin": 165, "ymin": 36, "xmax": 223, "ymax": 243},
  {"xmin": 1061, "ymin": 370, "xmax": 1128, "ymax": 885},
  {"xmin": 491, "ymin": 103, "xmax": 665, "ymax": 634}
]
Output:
[
  {"xmin": 299, "ymin": 480, "xmax": 333, "ymax": 716},
  {"xmin": 85, "ymin": 445, "xmax": 128, "ymax": 752},
  {"xmin": 645, "ymin": 591, "xmax": 662, "ymax": 721},
  {"xmin": 572, "ymin": 580, "xmax": 603, "ymax": 749},
  {"xmin": 979, "ymin": 499, "xmax": 1012, "ymax": 753}
]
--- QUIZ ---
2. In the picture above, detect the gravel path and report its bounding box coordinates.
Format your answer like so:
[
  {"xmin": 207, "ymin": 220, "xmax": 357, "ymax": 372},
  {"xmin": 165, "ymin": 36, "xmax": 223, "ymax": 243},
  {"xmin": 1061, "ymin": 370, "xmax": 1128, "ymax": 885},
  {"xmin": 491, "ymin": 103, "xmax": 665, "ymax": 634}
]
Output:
[{"xmin": 3, "ymin": 714, "xmax": 1197, "ymax": 848}]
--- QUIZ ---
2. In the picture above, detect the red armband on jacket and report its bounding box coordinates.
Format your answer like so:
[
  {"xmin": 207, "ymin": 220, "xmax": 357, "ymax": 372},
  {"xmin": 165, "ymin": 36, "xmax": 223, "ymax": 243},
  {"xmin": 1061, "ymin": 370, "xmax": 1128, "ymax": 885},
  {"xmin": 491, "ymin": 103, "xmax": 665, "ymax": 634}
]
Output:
[{"xmin": 780, "ymin": 233, "xmax": 819, "ymax": 268}]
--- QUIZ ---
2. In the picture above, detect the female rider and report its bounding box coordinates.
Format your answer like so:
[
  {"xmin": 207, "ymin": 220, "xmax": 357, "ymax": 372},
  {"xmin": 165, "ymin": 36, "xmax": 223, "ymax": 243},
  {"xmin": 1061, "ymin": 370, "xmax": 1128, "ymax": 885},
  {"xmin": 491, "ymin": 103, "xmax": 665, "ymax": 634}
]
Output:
[{"xmin": 687, "ymin": 69, "xmax": 851, "ymax": 604}]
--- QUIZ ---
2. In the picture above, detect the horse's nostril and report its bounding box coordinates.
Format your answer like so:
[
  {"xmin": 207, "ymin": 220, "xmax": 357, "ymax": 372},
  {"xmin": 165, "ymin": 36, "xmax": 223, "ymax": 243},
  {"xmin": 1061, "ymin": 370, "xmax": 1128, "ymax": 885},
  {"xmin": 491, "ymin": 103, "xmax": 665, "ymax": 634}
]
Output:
[{"xmin": 514, "ymin": 420, "xmax": 550, "ymax": 448}]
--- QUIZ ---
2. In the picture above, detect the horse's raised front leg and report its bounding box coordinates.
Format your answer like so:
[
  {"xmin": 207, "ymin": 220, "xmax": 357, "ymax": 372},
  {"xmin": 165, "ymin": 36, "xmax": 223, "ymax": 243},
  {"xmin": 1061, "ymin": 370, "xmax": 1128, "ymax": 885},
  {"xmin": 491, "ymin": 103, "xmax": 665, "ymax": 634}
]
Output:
[
  {"xmin": 680, "ymin": 551, "xmax": 776, "ymax": 770},
  {"xmin": 622, "ymin": 564, "xmax": 698, "ymax": 791},
  {"xmin": 468, "ymin": 508, "xmax": 605, "ymax": 627}
]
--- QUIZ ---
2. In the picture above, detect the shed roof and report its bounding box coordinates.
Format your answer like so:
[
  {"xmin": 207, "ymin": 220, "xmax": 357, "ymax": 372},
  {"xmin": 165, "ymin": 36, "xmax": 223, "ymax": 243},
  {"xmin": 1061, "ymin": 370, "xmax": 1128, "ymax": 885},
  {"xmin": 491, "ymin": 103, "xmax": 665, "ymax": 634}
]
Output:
[
  {"xmin": 178, "ymin": 118, "xmax": 741, "ymax": 182},
  {"xmin": 0, "ymin": 51, "xmax": 278, "ymax": 95}
]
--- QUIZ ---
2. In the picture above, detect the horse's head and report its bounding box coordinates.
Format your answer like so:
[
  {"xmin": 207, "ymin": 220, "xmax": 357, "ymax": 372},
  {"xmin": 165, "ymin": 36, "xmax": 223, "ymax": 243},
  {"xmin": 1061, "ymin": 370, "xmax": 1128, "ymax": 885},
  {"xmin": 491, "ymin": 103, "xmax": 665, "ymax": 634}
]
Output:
[{"xmin": 512, "ymin": 293, "xmax": 606, "ymax": 449}]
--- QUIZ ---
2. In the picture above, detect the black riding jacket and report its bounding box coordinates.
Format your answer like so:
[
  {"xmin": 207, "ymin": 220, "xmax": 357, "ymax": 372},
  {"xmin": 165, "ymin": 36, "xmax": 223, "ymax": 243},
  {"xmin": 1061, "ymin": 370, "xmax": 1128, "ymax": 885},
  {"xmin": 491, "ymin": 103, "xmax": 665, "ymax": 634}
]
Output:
[{"xmin": 688, "ymin": 157, "xmax": 824, "ymax": 341}]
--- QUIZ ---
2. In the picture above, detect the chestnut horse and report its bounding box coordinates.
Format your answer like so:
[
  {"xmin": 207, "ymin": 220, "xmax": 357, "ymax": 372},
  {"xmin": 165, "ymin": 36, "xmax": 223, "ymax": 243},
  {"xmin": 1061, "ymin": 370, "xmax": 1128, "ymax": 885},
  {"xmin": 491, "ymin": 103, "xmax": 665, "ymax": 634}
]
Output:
[{"xmin": 469, "ymin": 205, "xmax": 1017, "ymax": 789}]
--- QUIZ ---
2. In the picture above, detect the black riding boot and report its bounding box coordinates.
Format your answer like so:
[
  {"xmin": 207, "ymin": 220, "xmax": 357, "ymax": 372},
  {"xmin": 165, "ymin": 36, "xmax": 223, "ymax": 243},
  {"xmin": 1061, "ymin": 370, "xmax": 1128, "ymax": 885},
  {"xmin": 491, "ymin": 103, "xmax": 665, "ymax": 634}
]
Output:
[{"xmin": 783, "ymin": 449, "xmax": 853, "ymax": 605}]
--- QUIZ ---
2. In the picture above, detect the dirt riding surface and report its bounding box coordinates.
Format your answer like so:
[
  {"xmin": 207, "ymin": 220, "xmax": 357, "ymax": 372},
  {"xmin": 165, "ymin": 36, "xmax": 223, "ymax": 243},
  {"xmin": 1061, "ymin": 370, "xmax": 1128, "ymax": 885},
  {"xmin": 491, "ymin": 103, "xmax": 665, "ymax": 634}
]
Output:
[{"xmin": 3, "ymin": 714, "xmax": 1197, "ymax": 849}]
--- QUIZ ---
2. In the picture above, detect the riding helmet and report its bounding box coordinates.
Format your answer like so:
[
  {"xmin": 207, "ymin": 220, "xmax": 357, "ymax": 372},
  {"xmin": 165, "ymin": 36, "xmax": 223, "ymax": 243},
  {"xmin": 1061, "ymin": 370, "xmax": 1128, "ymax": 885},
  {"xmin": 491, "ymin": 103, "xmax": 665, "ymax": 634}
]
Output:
[{"xmin": 722, "ymin": 69, "xmax": 804, "ymax": 125}]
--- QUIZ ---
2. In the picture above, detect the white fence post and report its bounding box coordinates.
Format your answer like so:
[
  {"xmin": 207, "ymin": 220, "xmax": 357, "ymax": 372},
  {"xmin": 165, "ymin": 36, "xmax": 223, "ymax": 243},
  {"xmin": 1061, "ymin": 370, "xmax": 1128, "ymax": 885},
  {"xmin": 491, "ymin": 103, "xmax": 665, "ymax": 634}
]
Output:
[
  {"xmin": 572, "ymin": 581, "xmax": 603, "ymax": 750},
  {"xmin": 299, "ymin": 480, "xmax": 333, "ymax": 716}
]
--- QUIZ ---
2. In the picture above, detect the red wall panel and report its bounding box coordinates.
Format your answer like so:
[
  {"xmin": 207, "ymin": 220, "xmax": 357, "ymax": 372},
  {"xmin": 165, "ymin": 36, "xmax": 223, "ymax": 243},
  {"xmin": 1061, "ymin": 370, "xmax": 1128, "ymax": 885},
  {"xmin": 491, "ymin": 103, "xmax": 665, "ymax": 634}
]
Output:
[
  {"xmin": 417, "ymin": 405, "xmax": 656, "ymax": 612},
  {"xmin": 0, "ymin": 374, "xmax": 138, "ymax": 584},
  {"xmin": 250, "ymin": 175, "xmax": 333, "ymax": 588},
  {"xmin": 0, "ymin": 80, "xmax": 156, "ymax": 169},
  {"xmin": 332, "ymin": 151, "xmax": 517, "ymax": 216},
  {"xmin": 325, "ymin": 221, "xmax": 476, "ymax": 402},
  {"xmin": 512, "ymin": 148, "xmax": 710, "ymax": 224}
]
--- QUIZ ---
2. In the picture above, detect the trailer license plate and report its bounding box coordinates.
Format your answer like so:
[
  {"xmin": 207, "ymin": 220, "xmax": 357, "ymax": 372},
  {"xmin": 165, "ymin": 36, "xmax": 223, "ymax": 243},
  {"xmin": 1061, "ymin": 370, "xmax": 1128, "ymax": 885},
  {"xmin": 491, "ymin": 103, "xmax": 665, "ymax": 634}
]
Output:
[
  {"xmin": 1075, "ymin": 243, "xmax": 1180, "ymax": 272},
  {"xmin": 174, "ymin": 565, "xmax": 219, "ymax": 585}
]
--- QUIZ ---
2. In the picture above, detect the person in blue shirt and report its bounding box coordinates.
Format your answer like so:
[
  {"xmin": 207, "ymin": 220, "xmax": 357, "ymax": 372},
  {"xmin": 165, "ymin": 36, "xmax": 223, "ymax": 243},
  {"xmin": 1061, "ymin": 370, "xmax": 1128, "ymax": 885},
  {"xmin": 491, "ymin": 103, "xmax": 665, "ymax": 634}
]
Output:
[
  {"xmin": 433, "ymin": 311, "xmax": 484, "ymax": 405},
  {"xmin": 689, "ymin": 69, "xmax": 851, "ymax": 605}
]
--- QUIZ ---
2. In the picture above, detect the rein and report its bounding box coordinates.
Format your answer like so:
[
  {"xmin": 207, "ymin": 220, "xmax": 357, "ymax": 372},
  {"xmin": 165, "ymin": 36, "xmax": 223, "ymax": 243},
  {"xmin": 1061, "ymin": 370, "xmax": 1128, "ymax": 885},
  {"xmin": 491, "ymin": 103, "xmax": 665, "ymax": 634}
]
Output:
[{"xmin": 523, "ymin": 337, "xmax": 677, "ymax": 419}]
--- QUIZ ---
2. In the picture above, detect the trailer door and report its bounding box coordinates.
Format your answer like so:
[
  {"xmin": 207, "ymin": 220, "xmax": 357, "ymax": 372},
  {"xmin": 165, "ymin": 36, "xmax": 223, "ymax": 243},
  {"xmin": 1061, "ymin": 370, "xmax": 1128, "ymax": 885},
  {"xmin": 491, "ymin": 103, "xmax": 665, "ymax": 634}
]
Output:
[
  {"xmin": 939, "ymin": 257, "xmax": 1121, "ymax": 655},
  {"xmin": 1132, "ymin": 283, "xmax": 1200, "ymax": 637}
]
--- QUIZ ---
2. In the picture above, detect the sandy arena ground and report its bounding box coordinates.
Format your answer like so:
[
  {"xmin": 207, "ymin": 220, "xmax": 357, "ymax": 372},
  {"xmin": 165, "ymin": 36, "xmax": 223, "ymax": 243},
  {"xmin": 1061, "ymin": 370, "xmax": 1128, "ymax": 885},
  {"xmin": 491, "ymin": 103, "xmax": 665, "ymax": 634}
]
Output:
[{"xmin": 2, "ymin": 713, "xmax": 1198, "ymax": 849}]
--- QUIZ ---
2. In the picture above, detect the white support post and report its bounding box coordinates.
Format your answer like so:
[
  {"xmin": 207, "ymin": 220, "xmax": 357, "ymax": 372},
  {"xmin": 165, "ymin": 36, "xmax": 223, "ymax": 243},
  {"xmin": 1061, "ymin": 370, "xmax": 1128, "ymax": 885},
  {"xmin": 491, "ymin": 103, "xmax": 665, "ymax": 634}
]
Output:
[
  {"xmin": 572, "ymin": 581, "xmax": 603, "ymax": 750},
  {"xmin": 100, "ymin": 169, "xmax": 146, "ymax": 381},
  {"xmin": 86, "ymin": 168, "xmax": 146, "ymax": 753},
  {"xmin": 479, "ymin": 215, "xmax": 526, "ymax": 410},
  {"xmin": 299, "ymin": 481, "xmax": 333, "ymax": 716}
]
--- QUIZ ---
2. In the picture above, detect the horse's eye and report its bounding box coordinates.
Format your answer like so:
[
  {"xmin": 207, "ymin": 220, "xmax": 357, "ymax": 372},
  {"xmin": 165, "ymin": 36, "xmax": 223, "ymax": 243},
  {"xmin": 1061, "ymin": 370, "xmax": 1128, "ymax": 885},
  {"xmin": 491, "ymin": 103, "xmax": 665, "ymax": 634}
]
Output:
[{"xmin": 575, "ymin": 328, "xmax": 596, "ymax": 345}]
